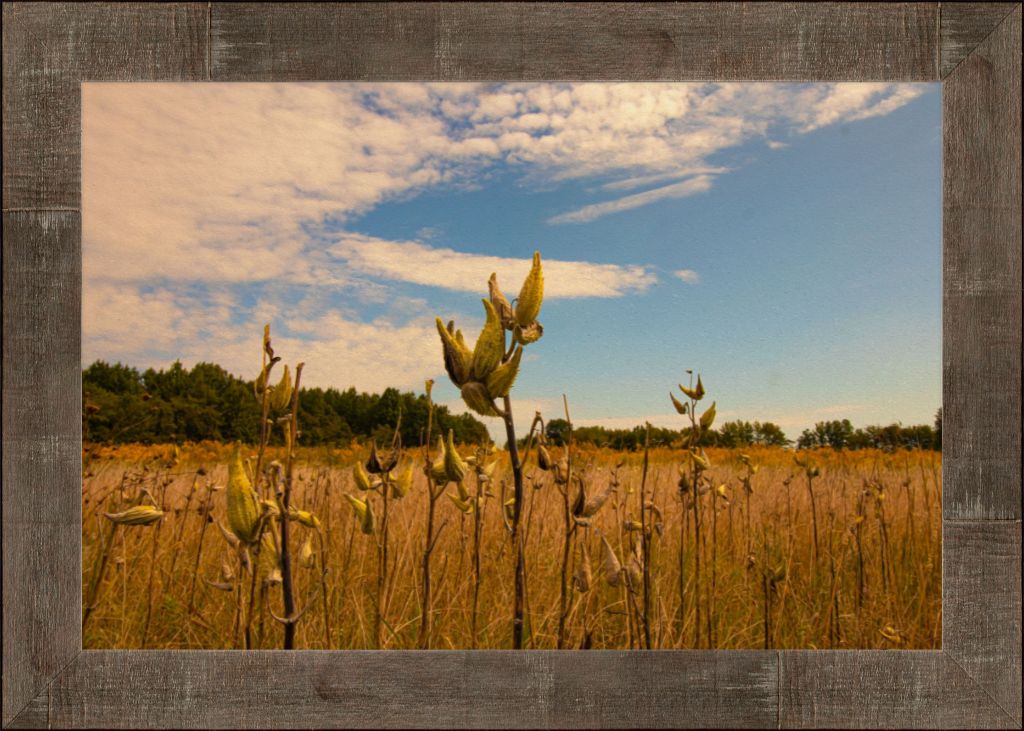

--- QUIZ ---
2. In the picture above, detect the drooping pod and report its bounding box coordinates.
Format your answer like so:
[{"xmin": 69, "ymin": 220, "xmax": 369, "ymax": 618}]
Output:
[{"xmin": 227, "ymin": 444, "xmax": 261, "ymax": 544}]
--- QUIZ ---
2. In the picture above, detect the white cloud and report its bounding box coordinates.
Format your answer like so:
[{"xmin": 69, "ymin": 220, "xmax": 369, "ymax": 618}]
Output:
[
  {"xmin": 673, "ymin": 269, "xmax": 700, "ymax": 284},
  {"xmin": 548, "ymin": 175, "xmax": 714, "ymax": 224},
  {"xmin": 82, "ymin": 82, "xmax": 928, "ymax": 393},
  {"xmin": 331, "ymin": 234, "xmax": 656, "ymax": 298}
]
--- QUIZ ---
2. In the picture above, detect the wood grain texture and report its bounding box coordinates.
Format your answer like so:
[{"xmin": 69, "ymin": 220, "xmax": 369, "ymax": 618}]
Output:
[
  {"xmin": 942, "ymin": 5, "xmax": 1022, "ymax": 520},
  {"xmin": 211, "ymin": 3, "xmax": 939, "ymax": 82},
  {"xmin": 42, "ymin": 650, "xmax": 776, "ymax": 728},
  {"xmin": 2, "ymin": 211, "xmax": 83, "ymax": 728},
  {"xmin": 1, "ymin": 2, "xmax": 208, "ymax": 210},
  {"xmin": 943, "ymin": 520, "xmax": 1022, "ymax": 725},
  {"xmin": 940, "ymin": 2, "xmax": 1021, "ymax": 77},
  {"xmin": 779, "ymin": 650, "xmax": 1019, "ymax": 728}
]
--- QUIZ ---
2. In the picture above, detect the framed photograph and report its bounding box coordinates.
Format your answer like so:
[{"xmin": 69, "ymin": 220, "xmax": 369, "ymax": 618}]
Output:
[{"xmin": 3, "ymin": 3, "xmax": 1020, "ymax": 728}]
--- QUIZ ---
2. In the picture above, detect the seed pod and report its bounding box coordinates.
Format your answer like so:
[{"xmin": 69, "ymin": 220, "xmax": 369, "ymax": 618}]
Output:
[
  {"xmin": 365, "ymin": 442, "xmax": 385, "ymax": 475},
  {"xmin": 573, "ymin": 542, "xmax": 592, "ymax": 593},
  {"xmin": 104, "ymin": 504, "xmax": 164, "ymax": 526},
  {"xmin": 472, "ymin": 299, "xmax": 505, "ymax": 381},
  {"xmin": 299, "ymin": 535, "xmax": 315, "ymax": 569},
  {"xmin": 392, "ymin": 462, "xmax": 414, "ymax": 498},
  {"xmin": 625, "ymin": 544, "xmax": 643, "ymax": 588},
  {"xmin": 513, "ymin": 321, "xmax": 544, "ymax": 346},
  {"xmin": 624, "ymin": 519, "xmax": 644, "ymax": 532},
  {"xmin": 537, "ymin": 444, "xmax": 553, "ymax": 471},
  {"xmin": 601, "ymin": 535, "xmax": 622, "ymax": 587},
  {"xmin": 679, "ymin": 375, "xmax": 705, "ymax": 401},
  {"xmin": 287, "ymin": 507, "xmax": 321, "ymax": 530},
  {"xmin": 488, "ymin": 273, "xmax": 516, "ymax": 330},
  {"xmin": 436, "ymin": 318, "xmax": 472, "ymax": 387},
  {"xmin": 503, "ymin": 497, "xmax": 516, "ymax": 523},
  {"xmin": 553, "ymin": 458, "xmax": 570, "ymax": 485},
  {"xmin": 444, "ymin": 429, "xmax": 469, "ymax": 483},
  {"xmin": 581, "ymin": 479, "xmax": 616, "ymax": 518},
  {"xmin": 484, "ymin": 346, "xmax": 523, "ymax": 399},
  {"xmin": 670, "ymin": 391, "xmax": 689, "ymax": 415},
  {"xmin": 571, "ymin": 476, "xmax": 587, "ymax": 517},
  {"xmin": 344, "ymin": 494, "xmax": 368, "ymax": 521},
  {"xmin": 460, "ymin": 381, "xmax": 501, "ymax": 418},
  {"xmin": 353, "ymin": 461, "xmax": 373, "ymax": 491},
  {"xmin": 220, "ymin": 559, "xmax": 236, "ymax": 583},
  {"xmin": 254, "ymin": 365, "xmax": 269, "ymax": 398},
  {"xmin": 515, "ymin": 251, "xmax": 544, "ymax": 327},
  {"xmin": 227, "ymin": 444, "xmax": 261, "ymax": 544},
  {"xmin": 270, "ymin": 364, "xmax": 292, "ymax": 412},
  {"xmin": 699, "ymin": 401, "xmax": 716, "ymax": 430},
  {"xmin": 448, "ymin": 493, "xmax": 475, "ymax": 514},
  {"xmin": 477, "ymin": 460, "xmax": 497, "ymax": 483}
]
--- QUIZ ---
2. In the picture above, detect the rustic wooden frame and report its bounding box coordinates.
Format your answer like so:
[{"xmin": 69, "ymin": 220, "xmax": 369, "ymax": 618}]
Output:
[{"xmin": 3, "ymin": 2, "xmax": 1020, "ymax": 728}]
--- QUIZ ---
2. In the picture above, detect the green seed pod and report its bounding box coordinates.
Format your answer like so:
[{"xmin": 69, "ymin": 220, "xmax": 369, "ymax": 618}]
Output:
[
  {"xmin": 679, "ymin": 375, "xmax": 705, "ymax": 401},
  {"xmin": 270, "ymin": 364, "xmax": 292, "ymax": 412},
  {"xmin": 287, "ymin": 507, "xmax": 321, "ymax": 530},
  {"xmin": 444, "ymin": 429, "xmax": 469, "ymax": 483},
  {"xmin": 392, "ymin": 462, "xmax": 414, "ymax": 498},
  {"xmin": 460, "ymin": 381, "xmax": 501, "ymax": 417},
  {"xmin": 699, "ymin": 401, "xmax": 716, "ymax": 430},
  {"xmin": 515, "ymin": 251, "xmax": 544, "ymax": 327},
  {"xmin": 104, "ymin": 504, "xmax": 164, "ymax": 526},
  {"xmin": 436, "ymin": 318, "xmax": 473, "ymax": 386},
  {"xmin": 227, "ymin": 444, "xmax": 261, "ymax": 544},
  {"xmin": 485, "ymin": 346, "xmax": 522, "ymax": 399},
  {"xmin": 448, "ymin": 493, "xmax": 475, "ymax": 514},
  {"xmin": 299, "ymin": 535, "xmax": 315, "ymax": 569},
  {"xmin": 488, "ymin": 273, "xmax": 516, "ymax": 330},
  {"xmin": 361, "ymin": 498, "xmax": 375, "ymax": 535},
  {"xmin": 353, "ymin": 461, "xmax": 373, "ymax": 491},
  {"xmin": 669, "ymin": 391, "xmax": 688, "ymax": 415},
  {"xmin": 472, "ymin": 299, "xmax": 505, "ymax": 381}
]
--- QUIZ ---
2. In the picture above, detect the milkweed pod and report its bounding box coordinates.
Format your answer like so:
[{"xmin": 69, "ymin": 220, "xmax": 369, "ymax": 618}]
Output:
[
  {"xmin": 104, "ymin": 504, "xmax": 164, "ymax": 526},
  {"xmin": 573, "ymin": 543, "xmax": 592, "ymax": 593},
  {"xmin": 216, "ymin": 518, "xmax": 241, "ymax": 549},
  {"xmin": 455, "ymin": 477, "xmax": 471, "ymax": 502},
  {"xmin": 625, "ymin": 552, "xmax": 643, "ymax": 588},
  {"xmin": 344, "ymin": 494, "xmax": 368, "ymax": 521},
  {"xmin": 436, "ymin": 318, "xmax": 472, "ymax": 387},
  {"xmin": 624, "ymin": 519, "xmax": 643, "ymax": 532},
  {"xmin": 270, "ymin": 364, "xmax": 292, "ymax": 411},
  {"xmin": 460, "ymin": 381, "xmax": 502, "ymax": 418},
  {"xmin": 392, "ymin": 462, "xmax": 414, "ymax": 498},
  {"xmin": 478, "ymin": 460, "xmax": 498, "ymax": 482},
  {"xmin": 688, "ymin": 449, "xmax": 710, "ymax": 472},
  {"xmin": 582, "ymin": 479, "xmax": 616, "ymax": 518},
  {"xmin": 353, "ymin": 461, "xmax": 373, "ymax": 491},
  {"xmin": 503, "ymin": 497, "xmax": 516, "ymax": 523},
  {"xmin": 879, "ymin": 625, "xmax": 903, "ymax": 644},
  {"xmin": 738, "ymin": 453, "xmax": 751, "ymax": 465},
  {"xmin": 488, "ymin": 273, "xmax": 516, "ymax": 329},
  {"xmin": 515, "ymin": 251, "xmax": 544, "ymax": 327},
  {"xmin": 287, "ymin": 507, "xmax": 321, "ymax": 530},
  {"xmin": 220, "ymin": 559, "xmax": 235, "ymax": 583},
  {"xmin": 513, "ymin": 320, "xmax": 543, "ymax": 346},
  {"xmin": 553, "ymin": 458, "xmax": 570, "ymax": 485},
  {"xmin": 601, "ymin": 535, "xmax": 622, "ymax": 587},
  {"xmin": 254, "ymin": 364, "xmax": 269, "ymax": 398},
  {"xmin": 227, "ymin": 444, "xmax": 261, "ymax": 544},
  {"xmin": 299, "ymin": 535, "xmax": 315, "ymax": 569},
  {"xmin": 715, "ymin": 483, "xmax": 729, "ymax": 499},
  {"xmin": 361, "ymin": 498, "xmax": 376, "ymax": 535},
  {"xmin": 809, "ymin": 466, "xmax": 821, "ymax": 478},
  {"xmin": 444, "ymin": 430, "xmax": 469, "ymax": 483},
  {"xmin": 669, "ymin": 391, "xmax": 689, "ymax": 415},
  {"xmin": 699, "ymin": 401, "xmax": 717, "ymax": 431},
  {"xmin": 485, "ymin": 346, "xmax": 523, "ymax": 399},
  {"xmin": 571, "ymin": 476, "xmax": 587, "ymax": 517},
  {"xmin": 365, "ymin": 441, "xmax": 385, "ymax": 475},
  {"xmin": 537, "ymin": 443, "xmax": 553, "ymax": 471},
  {"xmin": 472, "ymin": 299, "xmax": 505, "ymax": 380},
  {"xmin": 679, "ymin": 374, "xmax": 705, "ymax": 401},
  {"xmin": 448, "ymin": 493, "xmax": 475, "ymax": 514}
]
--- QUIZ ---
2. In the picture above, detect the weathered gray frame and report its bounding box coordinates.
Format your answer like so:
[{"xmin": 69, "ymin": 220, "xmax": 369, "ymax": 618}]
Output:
[{"xmin": 2, "ymin": 2, "xmax": 1020, "ymax": 728}]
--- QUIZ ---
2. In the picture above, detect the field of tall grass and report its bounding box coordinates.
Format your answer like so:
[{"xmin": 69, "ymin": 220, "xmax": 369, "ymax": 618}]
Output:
[{"xmin": 82, "ymin": 441, "xmax": 941, "ymax": 650}]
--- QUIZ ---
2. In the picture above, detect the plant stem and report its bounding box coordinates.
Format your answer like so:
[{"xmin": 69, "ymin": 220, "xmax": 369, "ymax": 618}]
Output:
[
  {"xmin": 639, "ymin": 423, "xmax": 652, "ymax": 649},
  {"xmin": 279, "ymin": 363, "xmax": 304, "ymax": 649},
  {"xmin": 502, "ymin": 394, "xmax": 525, "ymax": 649}
]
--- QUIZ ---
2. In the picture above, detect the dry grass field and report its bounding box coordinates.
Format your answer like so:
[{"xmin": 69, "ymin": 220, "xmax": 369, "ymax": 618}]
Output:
[{"xmin": 82, "ymin": 441, "xmax": 941, "ymax": 650}]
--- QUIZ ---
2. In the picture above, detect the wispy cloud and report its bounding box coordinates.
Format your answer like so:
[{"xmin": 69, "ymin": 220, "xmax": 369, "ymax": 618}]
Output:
[
  {"xmin": 331, "ymin": 234, "xmax": 657, "ymax": 298},
  {"xmin": 548, "ymin": 175, "xmax": 715, "ymax": 224},
  {"xmin": 673, "ymin": 269, "xmax": 700, "ymax": 284}
]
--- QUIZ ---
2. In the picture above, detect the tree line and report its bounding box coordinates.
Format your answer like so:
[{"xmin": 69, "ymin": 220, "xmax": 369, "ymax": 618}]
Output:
[
  {"xmin": 82, "ymin": 360, "xmax": 489, "ymax": 446},
  {"xmin": 83, "ymin": 360, "xmax": 941, "ymax": 452}
]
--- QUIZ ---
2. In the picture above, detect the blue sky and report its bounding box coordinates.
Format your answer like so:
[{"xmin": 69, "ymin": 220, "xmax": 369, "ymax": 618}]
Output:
[{"xmin": 83, "ymin": 82, "xmax": 940, "ymax": 440}]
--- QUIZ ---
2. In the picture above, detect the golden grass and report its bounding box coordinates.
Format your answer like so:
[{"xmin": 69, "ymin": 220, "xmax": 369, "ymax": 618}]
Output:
[{"xmin": 82, "ymin": 442, "xmax": 941, "ymax": 649}]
